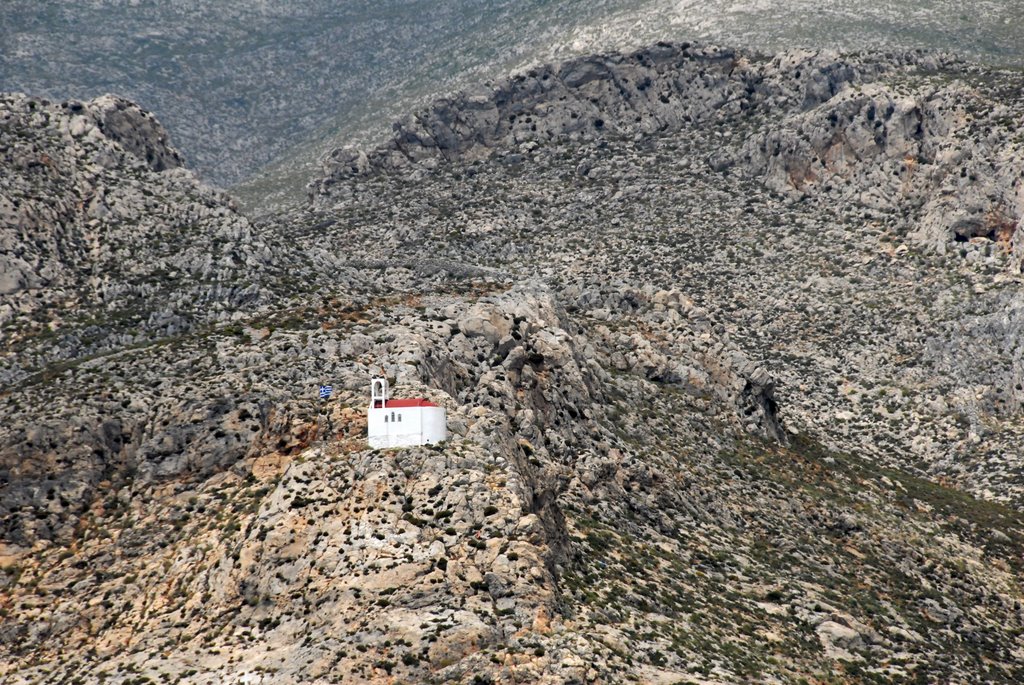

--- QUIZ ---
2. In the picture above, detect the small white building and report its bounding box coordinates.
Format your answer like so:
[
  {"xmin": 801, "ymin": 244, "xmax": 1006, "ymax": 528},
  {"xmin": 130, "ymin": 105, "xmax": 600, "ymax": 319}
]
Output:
[{"xmin": 367, "ymin": 378, "xmax": 447, "ymax": 449}]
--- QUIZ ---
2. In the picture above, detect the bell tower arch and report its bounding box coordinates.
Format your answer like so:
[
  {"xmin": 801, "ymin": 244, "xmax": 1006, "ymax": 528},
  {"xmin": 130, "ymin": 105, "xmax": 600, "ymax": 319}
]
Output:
[{"xmin": 370, "ymin": 377, "xmax": 389, "ymax": 408}]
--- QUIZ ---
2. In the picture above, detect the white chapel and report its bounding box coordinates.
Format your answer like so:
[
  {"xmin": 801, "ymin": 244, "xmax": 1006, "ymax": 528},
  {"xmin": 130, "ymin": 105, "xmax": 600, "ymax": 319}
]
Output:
[{"xmin": 366, "ymin": 378, "xmax": 447, "ymax": 449}]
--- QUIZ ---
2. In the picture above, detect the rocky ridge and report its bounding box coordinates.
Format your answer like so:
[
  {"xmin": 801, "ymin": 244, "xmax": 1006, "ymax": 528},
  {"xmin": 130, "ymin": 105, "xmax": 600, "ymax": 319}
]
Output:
[
  {"xmin": 313, "ymin": 42, "xmax": 1024, "ymax": 268},
  {"xmin": 310, "ymin": 44, "xmax": 884, "ymax": 195},
  {"xmin": 3, "ymin": 41, "xmax": 1024, "ymax": 684},
  {"xmin": 0, "ymin": 93, "xmax": 301, "ymax": 385},
  {"xmin": 11, "ymin": 0, "xmax": 1023, "ymax": 192}
]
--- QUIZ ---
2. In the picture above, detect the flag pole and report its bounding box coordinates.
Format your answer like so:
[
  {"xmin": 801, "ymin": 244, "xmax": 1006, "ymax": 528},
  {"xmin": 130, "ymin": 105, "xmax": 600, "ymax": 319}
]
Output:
[
  {"xmin": 316, "ymin": 382, "xmax": 334, "ymax": 451},
  {"xmin": 315, "ymin": 378, "xmax": 323, "ymax": 448}
]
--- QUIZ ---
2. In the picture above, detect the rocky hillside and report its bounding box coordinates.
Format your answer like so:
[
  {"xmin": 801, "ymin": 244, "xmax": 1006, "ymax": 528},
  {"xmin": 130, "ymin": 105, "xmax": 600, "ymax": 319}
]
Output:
[
  {"xmin": 6, "ymin": 1, "xmax": 1021, "ymax": 194},
  {"xmin": 311, "ymin": 42, "xmax": 1024, "ymax": 503},
  {"xmin": 313, "ymin": 43, "xmax": 1024, "ymax": 266},
  {"xmin": 3, "ymin": 42, "xmax": 1024, "ymax": 684},
  {"xmin": 0, "ymin": 93, "xmax": 301, "ymax": 378}
]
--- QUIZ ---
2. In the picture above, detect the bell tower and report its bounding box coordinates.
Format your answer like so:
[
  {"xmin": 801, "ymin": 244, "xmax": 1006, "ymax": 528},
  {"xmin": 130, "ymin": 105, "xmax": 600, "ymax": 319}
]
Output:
[{"xmin": 370, "ymin": 377, "xmax": 389, "ymax": 408}]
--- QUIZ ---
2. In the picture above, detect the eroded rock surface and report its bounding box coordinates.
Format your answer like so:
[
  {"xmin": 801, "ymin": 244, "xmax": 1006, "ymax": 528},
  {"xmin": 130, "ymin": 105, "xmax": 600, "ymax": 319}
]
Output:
[{"xmin": 4, "ymin": 42, "xmax": 1024, "ymax": 685}]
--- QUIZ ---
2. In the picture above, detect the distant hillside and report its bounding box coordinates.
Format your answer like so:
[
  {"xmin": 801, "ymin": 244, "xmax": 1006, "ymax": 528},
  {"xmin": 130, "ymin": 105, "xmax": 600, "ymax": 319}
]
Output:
[{"xmin": 3, "ymin": 0, "xmax": 1022, "ymax": 197}]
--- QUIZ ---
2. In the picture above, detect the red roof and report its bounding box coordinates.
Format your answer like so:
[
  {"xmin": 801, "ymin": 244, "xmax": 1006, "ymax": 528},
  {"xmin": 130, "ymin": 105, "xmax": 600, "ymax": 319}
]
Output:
[{"xmin": 373, "ymin": 398, "xmax": 438, "ymax": 408}]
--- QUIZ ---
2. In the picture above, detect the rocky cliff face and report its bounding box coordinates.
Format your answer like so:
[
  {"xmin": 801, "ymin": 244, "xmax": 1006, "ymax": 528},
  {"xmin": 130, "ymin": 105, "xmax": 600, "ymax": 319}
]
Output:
[
  {"xmin": 4, "ymin": 42, "xmax": 1024, "ymax": 684},
  {"xmin": 736, "ymin": 69, "xmax": 1024, "ymax": 263},
  {"xmin": 310, "ymin": 43, "xmax": 876, "ymax": 196}
]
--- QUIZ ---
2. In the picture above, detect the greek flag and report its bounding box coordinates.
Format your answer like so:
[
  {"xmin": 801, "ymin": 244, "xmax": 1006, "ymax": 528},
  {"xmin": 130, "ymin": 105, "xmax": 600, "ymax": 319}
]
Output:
[{"xmin": 318, "ymin": 385, "xmax": 333, "ymax": 400}]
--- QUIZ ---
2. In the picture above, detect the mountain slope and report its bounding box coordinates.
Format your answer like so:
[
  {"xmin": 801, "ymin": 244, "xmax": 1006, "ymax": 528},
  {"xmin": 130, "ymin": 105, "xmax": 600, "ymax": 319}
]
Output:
[
  {"xmin": 3, "ymin": 41, "xmax": 1024, "ymax": 684},
  {"xmin": 0, "ymin": 93, "xmax": 289, "ymax": 370},
  {"xmin": 4, "ymin": 0, "xmax": 1022, "ymax": 194},
  {"xmin": 309, "ymin": 42, "xmax": 1024, "ymax": 504}
]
